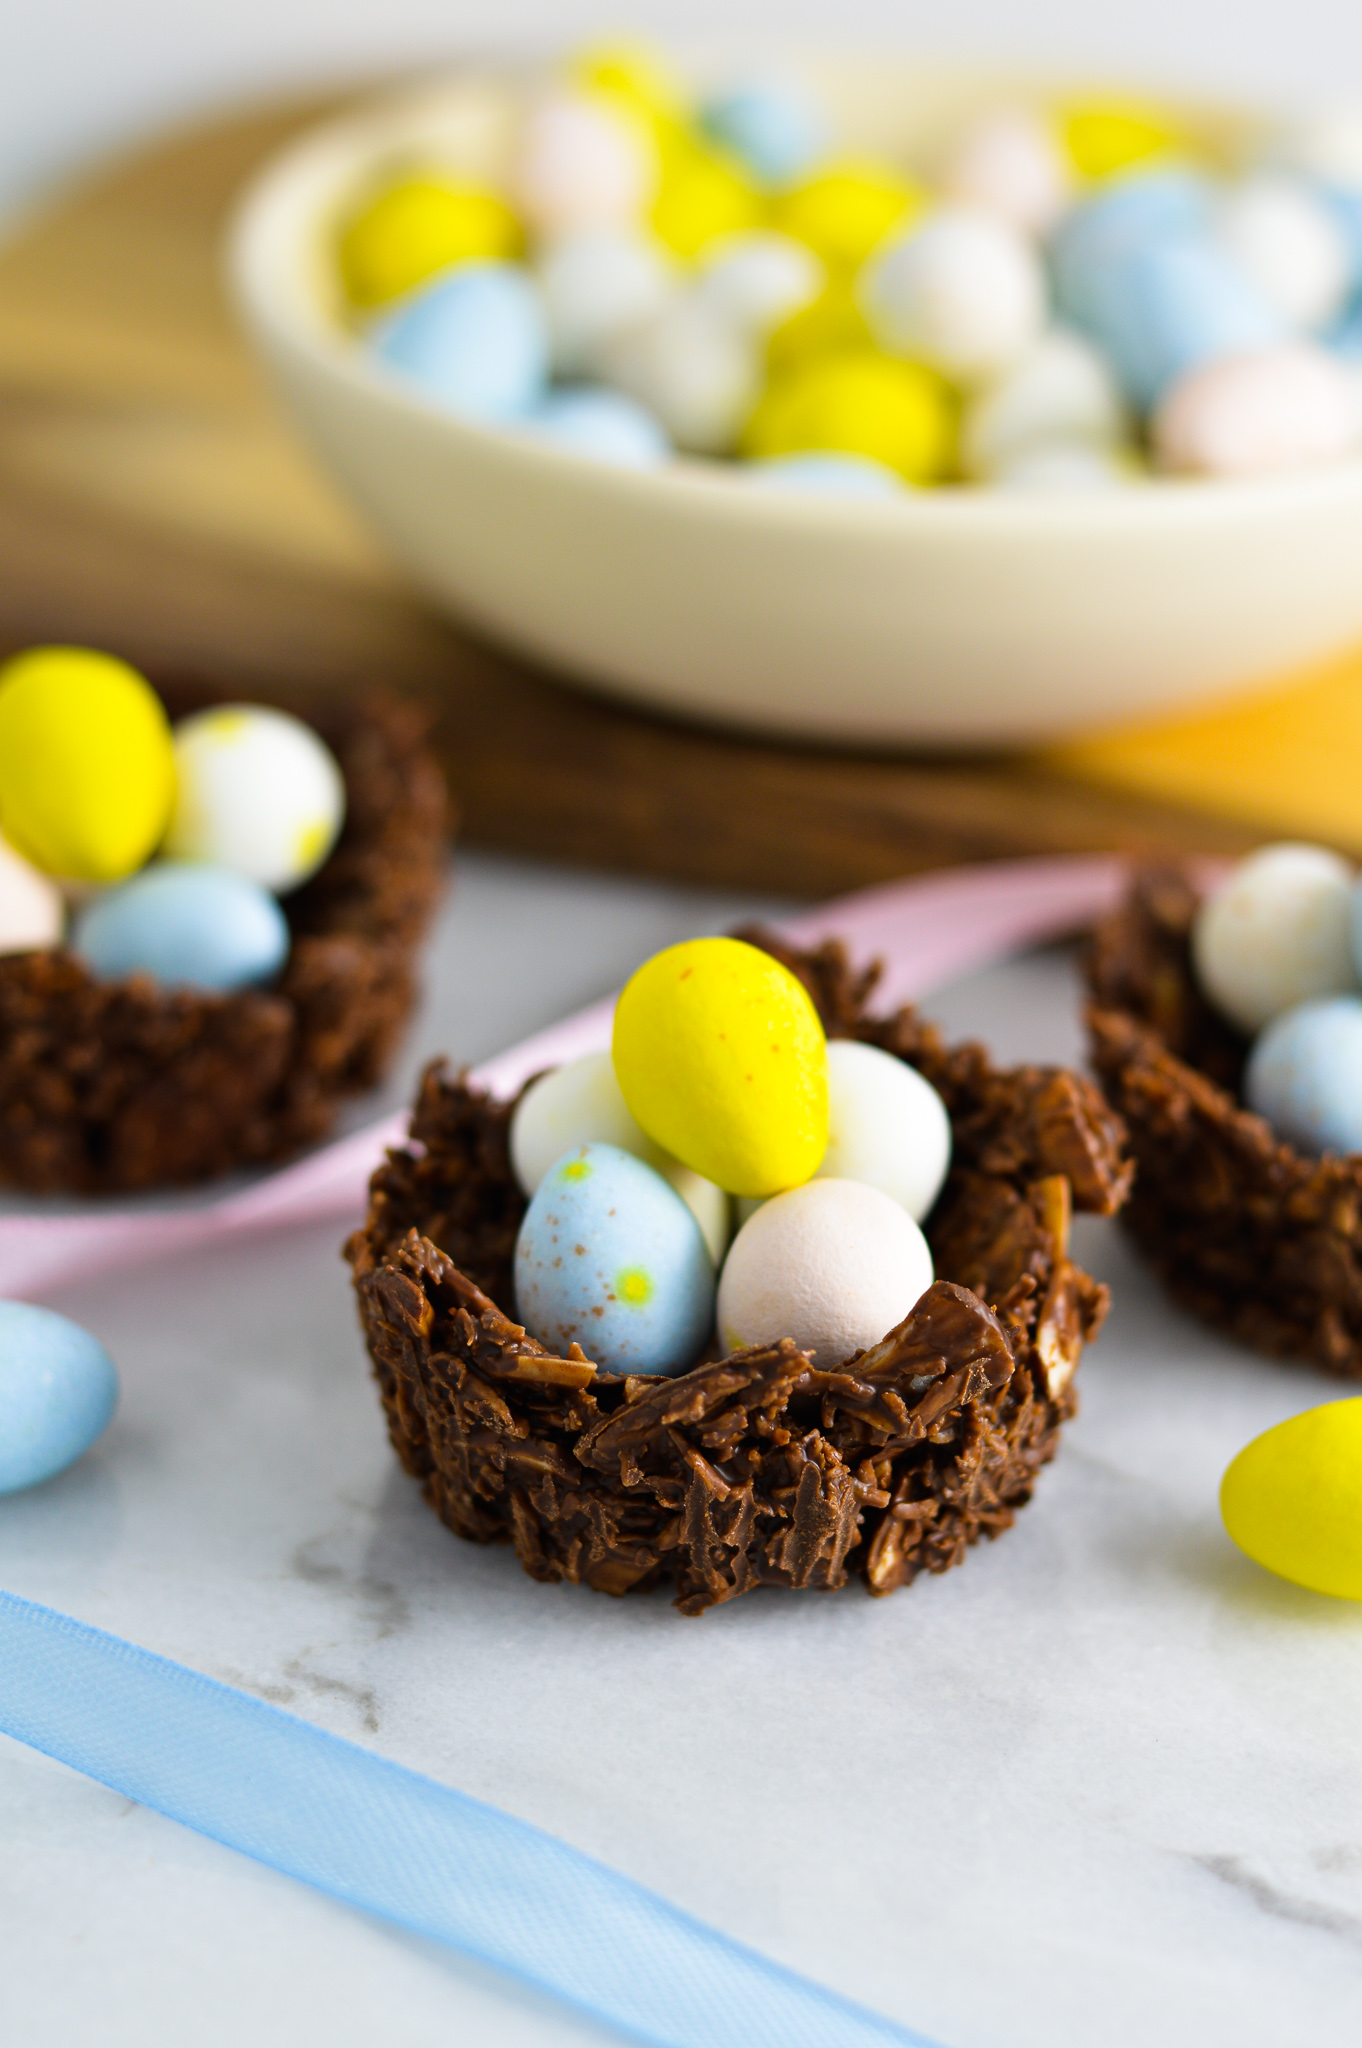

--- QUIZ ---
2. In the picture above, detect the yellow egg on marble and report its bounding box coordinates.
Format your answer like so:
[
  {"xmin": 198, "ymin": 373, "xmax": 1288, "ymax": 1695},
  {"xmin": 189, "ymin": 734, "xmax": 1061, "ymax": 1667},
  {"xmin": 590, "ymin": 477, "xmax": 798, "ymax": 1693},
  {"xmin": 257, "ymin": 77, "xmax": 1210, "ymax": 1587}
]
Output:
[
  {"xmin": 742, "ymin": 348, "xmax": 955, "ymax": 483},
  {"xmin": 1221, "ymin": 1399, "xmax": 1362, "ymax": 1599},
  {"xmin": 338, "ymin": 176, "xmax": 521, "ymax": 309},
  {"xmin": 0, "ymin": 647, "xmax": 175, "ymax": 883},
  {"xmin": 611, "ymin": 936, "xmax": 828, "ymax": 1198}
]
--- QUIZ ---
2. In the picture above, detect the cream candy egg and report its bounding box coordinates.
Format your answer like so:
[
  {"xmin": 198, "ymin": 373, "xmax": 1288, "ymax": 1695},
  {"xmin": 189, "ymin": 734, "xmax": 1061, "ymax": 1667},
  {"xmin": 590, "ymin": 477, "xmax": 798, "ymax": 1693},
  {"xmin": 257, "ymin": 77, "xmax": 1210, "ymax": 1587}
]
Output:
[
  {"xmin": 1153, "ymin": 343, "xmax": 1360, "ymax": 476},
  {"xmin": 0, "ymin": 834, "xmax": 63, "ymax": 953},
  {"xmin": 510, "ymin": 1051, "xmax": 730, "ymax": 1263},
  {"xmin": 598, "ymin": 299, "xmax": 760, "ymax": 452},
  {"xmin": 1274, "ymin": 104, "xmax": 1362, "ymax": 192},
  {"xmin": 718, "ymin": 1177, "xmax": 934, "ymax": 1366},
  {"xmin": 938, "ymin": 109, "xmax": 1071, "ymax": 235},
  {"xmin": 992, "ymin": 442, "xmax": 1137, "ymax": 491},
  {"xmin": 1216, "ymin": 175, "xmax": 1353, "ymax": 332},
  {"xmin": 861, "ymin": 206, "xmax": 1047, "ymax": 381},
  {"xmin": 695, "ymin": 231, "xmax": 824, "ymax": 336},
  {"xmin": 165, "ymin": 705, "xmax": 346, "ymax": 892},
  {"xmin": 816, "ymin": 1039, "xmax": 951, "ymax": 1222},
  {"xmin": 961, "ymin": 327, "xmax": 1126, "ymax": 478},
  {"xmin": 1192, "ymin": 843, "xmax": 1358, "ymax": 1034},
  {"xmin": 536, "ymin": 229, "xmax": 674, "ymax": 377},
  {"xmin": 511, "ymin": 92, "xmax": 657, "ymax": 239}
]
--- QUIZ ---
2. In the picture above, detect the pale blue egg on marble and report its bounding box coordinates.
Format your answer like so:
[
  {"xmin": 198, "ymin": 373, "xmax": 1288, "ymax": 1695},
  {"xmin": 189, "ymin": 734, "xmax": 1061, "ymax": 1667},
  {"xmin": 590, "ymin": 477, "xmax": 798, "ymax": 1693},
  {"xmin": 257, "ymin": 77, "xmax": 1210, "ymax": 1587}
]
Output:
[
  {"xmin": 371, "ymin": 262, "xmax": 549, "ymax": 420},
  {"xmin": 0, "ymin": 1300, "xmax": 118, "ymax": 1493},
  {"xmin": 1245, "ymin": 996, "xmax": 1362, "ymax": 1155},
  {"xmin": 524, "ymin": 386, "xmax": 670, "ymax": 467},
  {"xmin": 699, "ymin": 80, "xmax": 827, "ymax": 187},
  {"xmin": 744, "ymin": 453, "xmax": 905, "ymax": 497},
  {"xmin": 514, "ymin": 1141, "xmax": 715, "ymax": 1375},
  {"xmin": 74, "ymin": 861, "xmax": 290, "ymax": 993}
]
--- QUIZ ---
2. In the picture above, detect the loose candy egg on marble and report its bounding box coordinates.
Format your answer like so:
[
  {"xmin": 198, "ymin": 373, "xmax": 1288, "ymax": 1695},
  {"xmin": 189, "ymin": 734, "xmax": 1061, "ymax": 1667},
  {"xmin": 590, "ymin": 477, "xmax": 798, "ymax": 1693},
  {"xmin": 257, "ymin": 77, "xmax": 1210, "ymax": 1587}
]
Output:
[
  {"xmin": 938, "ymin": 109, "xmax": 1071, "ymax": 235},
  {"xmin": 1191, "ymin": 843, "xmax": 1358, "ymax": 1034},
  {"xmin": 1215, "ymin": 175, "xmax": 1354, "ymax": 333},
  {"xmin": 337, "ymin": 176, "xmax": 522, "ymax": 310},
  {"xmin": 817, "ymin": 1040, "xmax": 951, "ymax": 1221},
  {"xmin": 716, "ymin": 1177, "xmax": 934, "ymax": 1365},
  {"xmin": 698, "ymin": 78, "xmax": 828, "ymax": 188},
  {"xmin": 165, "ymin": 705, "xmax": 345, "ymax": 891},
  {"xmin": 694, "ymin": 231, "xmax": 823, "ymax": 336},
  {"xmin": 741, "ymin": 452, "xmax": 905, "ymax": 498},
  {"xmin": 511, "ymin": 91, "xmax": 658, "ymax": 239},
  {"xmin": 514, "ymin": 1142, "xmax": 716, "ymax": 1374},
  {"xmin": 509, "ymin": 1052, "xmax": 729, "ymax": 1261},
  {"xmin": 1152, "ymin": 343, "xmax": 1361, "ymax": 475},
  {"xmin": 860, "ymin": 206, "xmax": 1048, "ymax": 382},
  {"xmin": 0, "ymin": 1301, "xmax": 119, "ymax": 1494},
  {"xmin": 0, "ymin": 835, "xmax": 63, "ymax": 954},
  {"xmin": 774, "ymin": 164, "xmax": 923, "ymax": 270},
  {"xmin": 597, "ymin": 299, "xmax": 759, "ymax": 453},
  {"xmin": 0, "ymin": 647, "xmax": 175, "ymax": 884},
  {"xmin": 73, "ymin": 862, "xmax": 290, "ymax": 993},
  {"xmin": 612, "ymin": 936, "xmax": 828, "ymax": 1198},
  {"xmin": 961, "ymin": 326, "xmax": 1127, "ymax": 477},
  {"xmin": 524, "ymin": 386, "xmax": 670, "ymax": 467},
  {"xmin": 536, "ymin": 229, "xmax": 674, "ymax": 376},
  {"xmin": 1245, "ymin": 996, "xmax": 1362, "ymax": 1154},
  {"xmin": 1222, "ymin": 1398, "xmax": 1362, "ymax": 1598},
  {"xmin": 371, "ymin": 262, "xmax": 549, "ymax": 420},
  {"xmin": 741, "ymin": 348, "xmax": 955, "ymax": 483}
]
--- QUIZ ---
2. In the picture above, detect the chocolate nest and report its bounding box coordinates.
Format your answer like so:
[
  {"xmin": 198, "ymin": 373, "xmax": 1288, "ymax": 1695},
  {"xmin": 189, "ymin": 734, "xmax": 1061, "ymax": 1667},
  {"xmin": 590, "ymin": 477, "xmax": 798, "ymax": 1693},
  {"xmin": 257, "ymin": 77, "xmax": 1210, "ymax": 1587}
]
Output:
[
  {"xmin": 347, "ymin": 931, "xmax": 1131, "ymax": 1615},
  {"xmin": 1088, "ymin": 865, "xmax": 1362, "ymax": 1375},
  {"xmin": 0, "ymin": 687, "xmax": 448, "ymax": 1193}
]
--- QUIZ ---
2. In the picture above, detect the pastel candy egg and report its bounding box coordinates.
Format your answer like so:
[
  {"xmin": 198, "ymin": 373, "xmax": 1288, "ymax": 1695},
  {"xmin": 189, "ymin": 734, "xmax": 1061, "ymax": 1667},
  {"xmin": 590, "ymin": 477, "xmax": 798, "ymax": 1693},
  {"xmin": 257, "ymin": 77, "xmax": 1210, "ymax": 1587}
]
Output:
[
  {"xmin": 510, "ymin": 1053, "xmax": 729, "ymax": 1262},
  {"xmin": 0, "ymin": 647, "xmax": 174, "ymax": 883},
  {"xmin": 716, "ymin": 1177, "xmax": 934, "ymax": 1366},
  {"xmin": 1215, "ymin": 175, "xmax": 1353, "ymax": 332},
  {"xmin": 536, "ymin": 229, "xmax": 674, "ymax": 377},
  {"xmin": 1191, "ymin": 843, "xmax": 1357, "ymax": 1034},
  {"xmin": 1060, "ymin": 99, "xmax": 1183, "ymax": 180},
  {"xmin": 741, "ymin": 348, "xmax": 955, "ymax": 483},
  {"xmin": 165, "ymin": 705, "xmax": 345, "ymax": 891},
  {"xmin": 650, "ymin": 142, "xmax": 764, "ymax": 261},
  {"xmin": 742, "ymin": 453, "xmax": 905, "ymax": 498},
  {"xmin": 612, "ymin": 936, "xmax": 828, "ymax": 1198},
  {"xmin": 698, "ymin": 79, "xmax": 828, "ymax": 188},
  {"xmin": 74, "ymin": 862, "xmax": 290, "ymax": 993},
  {"xmin": 1049, "ymin": 171, "xmax": 1212, "ymax": 327},
  {"xmin": 766, "ymin": 274, "xmax": 871, "ymax": 371},
  {"xmin": 939, "ymin": 109, "xmax": 1071, "ymax": 235},
  {"xmin": 1221, "ymin": 1399, "xmax": 1362, "ymax": 1598},
  {"xmin": 817, "ymin": 1040, "xmax": 951, "ymax": 1222},
  {"xmin": 337, "ymin": 176, "xmax": 521, "ymax": 310},
  {"xmin": 1245, "ymin": 996, "xmax": 1362, "ymax": 1154},
  {"xmin": 774, "ymin": 164, "xmax": 924, "ymax": 270},
  {"xmin": 511, "ymin": 92, "xmax": 657, "ymax": 239},
  {"xmin": 1274, "ymin": 105, "xmax": 1362, "ymax": 193},
  {"xmin": 962, "ymin": 326, "xmax": 1126, "ymax": 477},
  {"xmin": 598, "ymin": 299, "xmax": 759, "ymax": 454},
  {"xmin": 0, "ymin": 1301, "xmax": 118, "ymax": 1494},
  {"xmin": 371, "ymin": 263, "xmax": 548, "ymax": 421},
  {"xmin": 1153, "ymin": 344, "xmax": 1360, "ymax": 476},
  {"xmin": 514, "ymin": 1142, "xmax": 715, "ymax": 1375},
  {"xmin": 860, "ymin": 206, "xmax": 1047, "ymax": 382},
  {"xmin": 695, "ymin": 231, "xmax": 823, "ymax": 336},
  {"xmin": 992, "ymin": 441, "xmax": 1139, "ymax": 491},
  {"xmin": 0, "ymin": 834, "xmax": 63, "ymax": 954},
  {"xmin": 524, "ymin": 387, "xmax": 670, "ymax": 468}
]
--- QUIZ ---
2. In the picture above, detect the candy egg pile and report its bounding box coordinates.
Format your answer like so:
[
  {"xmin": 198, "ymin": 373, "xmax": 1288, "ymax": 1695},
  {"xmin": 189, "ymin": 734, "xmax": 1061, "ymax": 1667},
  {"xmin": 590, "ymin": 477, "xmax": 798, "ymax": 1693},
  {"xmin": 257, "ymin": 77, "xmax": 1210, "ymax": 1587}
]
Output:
[
  {"xmin": 0, "ymin": 646, "xmax": 346, "ymax": 993},
  {"xmin": 508, "ymin": 934, "xmax": 951, "ymax": 1376},
  {"xmin": 1191, "ymin": 842, "xmax": 1362, "ymax": 1154},
  {"xmin": 339, "ymin": 48, "xmax": 1362, "ymax": 488}
]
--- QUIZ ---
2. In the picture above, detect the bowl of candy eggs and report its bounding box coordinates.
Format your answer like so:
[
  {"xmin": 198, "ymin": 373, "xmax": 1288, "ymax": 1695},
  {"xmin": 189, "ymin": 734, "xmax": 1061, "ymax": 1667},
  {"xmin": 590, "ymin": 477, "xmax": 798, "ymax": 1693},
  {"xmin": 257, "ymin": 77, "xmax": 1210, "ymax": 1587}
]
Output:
[
  {"xmin": 0, "ymin": 647, "xmax": 447, "ymax": 1192},
  {"xmin": 231, "ymin": 46, "xmax": 1362, "ymax": 746}
]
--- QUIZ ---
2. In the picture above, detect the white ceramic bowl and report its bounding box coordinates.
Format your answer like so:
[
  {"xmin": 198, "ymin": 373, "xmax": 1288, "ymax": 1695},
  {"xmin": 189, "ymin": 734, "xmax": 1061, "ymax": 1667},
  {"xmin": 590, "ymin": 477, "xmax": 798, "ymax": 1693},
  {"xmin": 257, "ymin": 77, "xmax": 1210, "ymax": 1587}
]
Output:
[{"xmin": 229, "ymin": 61, "xmax": 1362, "ymax": 747}]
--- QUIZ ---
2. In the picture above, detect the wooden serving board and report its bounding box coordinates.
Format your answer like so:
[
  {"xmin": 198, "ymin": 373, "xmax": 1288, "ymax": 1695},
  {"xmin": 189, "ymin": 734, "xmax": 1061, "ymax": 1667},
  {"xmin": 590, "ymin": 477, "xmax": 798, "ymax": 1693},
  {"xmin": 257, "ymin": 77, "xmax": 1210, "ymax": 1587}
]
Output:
[{"xmin": 0, "ymin": 94, "xmax": 1262, "ymax": 897}]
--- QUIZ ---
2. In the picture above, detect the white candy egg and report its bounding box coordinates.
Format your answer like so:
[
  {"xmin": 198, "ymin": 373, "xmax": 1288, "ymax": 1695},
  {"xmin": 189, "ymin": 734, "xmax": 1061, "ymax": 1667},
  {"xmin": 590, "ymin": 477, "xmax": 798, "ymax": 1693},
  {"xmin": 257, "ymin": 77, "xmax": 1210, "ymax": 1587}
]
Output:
[
  {"xmin": 717, "ymin": 1177, "xmax": 934, "ymax": 1366},
  {"xmin": 510, "ymin": 1052, "xmax": 729, "ymax": 1263},
  {"xmin": 817, "ymin": 1039, "xmax": 951, "ymax": 1222},
  {"xmin": 992, "ymin": 441, "xmax": 1138, "ymax": 491},
  {"xmin": 0, "ymin": 833, "xmax": 62, "ymax": 953},
  {"xmin": 861, "ymin": 206, "xmax": 1047, "ymax": 382},
  {"xmin": 511, "ymin": 92, "xmax": 657, "ymax": 240},
  {"xmin": 1274, "ymin": 104, "xmax": 1362, "ymax": 192},
  {"xmin": 598, "ymin": 298, "xmax": 760, "ymax": 453},
  {"xmin": 536, "ymin": 229, "xmax": 674, "ymax": 377},
  {"xmin": 938, "ymin": 109, "xmax": 1071, "ymax": 235},
  {"xmin": 165, "ymin": 705, "xmax": 345, "ymax": 893},
  {"xmin": 695, "ymin": 231, "xmax": 824, "ymax": 335},
  {"xmin": 962, "ymin": 326, "xmax": 1126, "ymax": 477},
  {"xmin": 1216, "ymin": 175, "xmax": 1353, "ymax": 331},
  {"xmin": 1153, "ymin": 343, "xmax": 1360, "ymax": 476},
  {"xmin": 1192, "ymin": 843, "xmax": 1358, "ymax": 1034}
]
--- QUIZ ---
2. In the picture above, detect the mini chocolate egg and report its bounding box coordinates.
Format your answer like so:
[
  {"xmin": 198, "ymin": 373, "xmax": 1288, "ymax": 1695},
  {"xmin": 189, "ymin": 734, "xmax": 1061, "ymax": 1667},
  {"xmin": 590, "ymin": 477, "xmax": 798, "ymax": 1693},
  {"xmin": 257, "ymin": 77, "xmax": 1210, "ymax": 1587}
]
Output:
[
  {"xmin": 740, "ymin": 348, "xmax": 955, "ymax": 483},
  {"xmin": 961, "ymin": 327, "xmax": 1126, "ymax": 478},
  {"xmin": 74, "ymin": 862, "xmax": 289, "ymax": 993},
  {"xmin": 1192, "ymin": 843, "xmax": 1358, "ymax": 1034},
  {"xmin": 1222, "ymin": 1398, "xmax": 1362, "ymax": 1598},
  {"xmin": 650, "ymin": 141, "xmax": 764, "ymax": 260},
  {"xmin": 514, "ymin": 1142, "xmax": 715, "ymax": 1374},
  {"xmin": 860, "ymin": 206, "xmax": 1047, "ymax": 382},
  {"xmin": 1153, "ymin": 344, "xmax": 1360, "ymax": 476},
  {"xmin": 1245, "ymin": 996, "xmax": 1362, "ymax": 1154},
  {"xmin": 698, "ymin": 78, "xmax": 828, "ymax": 188},
  {"xmin": 165, "ymin": 705, "xmax": 345, "ymax": 892},
  {"xmin": 1060, "ymin": 99, "xmax": 1183, "ymax": 180},
  {"xmin": 524, "ymin": 387, "xmax": 670, "ymax": 467},
  {"xmin": 0, "ymin": 647, "xmax": 175, "ymax": 883},
  {"xmin": 742, "ymin": 453, "xmax": 905, "ymax": 497},
  {"xmin": 716, "ymin": 1177, "xmax": 934, "ymax": 1366},
  {"xmin": 511, "ymin": 91, "xmax": 658, "ymax": 239},
  {"xmin": 817, "ymin": 1040, "xmax": 951, "ymax": 1222},
  {"xmin": 695, "ymin": 231, "xmax": 823, "ymax": 335},
  {"xmin": 371, "ymin": 263, "xmax": 548, "ymax": 421},
  {"xmin": 597, "ymin": 298, "xmax": 759, "ymax": 453},
  {"xmin": 0, "ymin": 1301, "xmax": 118, "ymax": 1494},
  {"xmin": 536, "ymin": 229, "xmax": 674, "ymax": 377},
  {"xmin": 992, "ymin": 441, "xmax": 1139, "ymax": 490},
  {"xmin": 774, "ymin": 164, "xmax": 924, "ymax": 270},
  {"xmin": 1215, "ymin": 175, "xmax": 1353, "ymax": 332},
  {"xmin": 0, "ymin": 834, "xmax": 63, "ymax": 954},
  {"xmin": 612, "ymin": 936, "xmax": 828, "ymax": 1198},
  {"xmin": 939, "ymin": 109, "xmax": 1071, "ymax": 235},
  {"xmin": 510, "ymin": 1052, "xmax": 729, "ymax": 1262},
  {"xmin": 337, "ymin": 176, "xmax": 521, "ymax": 310}
]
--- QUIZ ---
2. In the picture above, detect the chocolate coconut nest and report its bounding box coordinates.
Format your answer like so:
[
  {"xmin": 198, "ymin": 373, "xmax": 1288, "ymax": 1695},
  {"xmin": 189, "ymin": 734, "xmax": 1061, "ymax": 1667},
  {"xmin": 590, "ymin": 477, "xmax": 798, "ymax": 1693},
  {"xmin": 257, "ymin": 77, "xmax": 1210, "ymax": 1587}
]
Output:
[
  {"xmin": 1088, "ymin": 865, "xmax": 1362, "ymax": 1375},
  {"xmin": 0, "ymin": 687, "xmax": 448, "ymax": 1193},
  {"xmin": 347, "ymin": 931, "xmax": 1131, "ymax": 1615}
]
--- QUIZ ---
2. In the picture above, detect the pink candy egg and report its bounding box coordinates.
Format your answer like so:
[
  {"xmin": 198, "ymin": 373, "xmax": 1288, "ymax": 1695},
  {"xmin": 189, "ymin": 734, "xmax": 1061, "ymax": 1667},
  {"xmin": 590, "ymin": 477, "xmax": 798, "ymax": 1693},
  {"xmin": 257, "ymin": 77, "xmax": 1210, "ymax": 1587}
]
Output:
[
  {"xmin": 511, "ymin": 92, "xmax": 657, "ymax": 239},
  {"xmin": 1153, "ymin": 344, "xmax": 1361, "ymax": 476},
  {"xmin": 939, "ymin": 109, "xmax": 1070, "ymax": 235}
]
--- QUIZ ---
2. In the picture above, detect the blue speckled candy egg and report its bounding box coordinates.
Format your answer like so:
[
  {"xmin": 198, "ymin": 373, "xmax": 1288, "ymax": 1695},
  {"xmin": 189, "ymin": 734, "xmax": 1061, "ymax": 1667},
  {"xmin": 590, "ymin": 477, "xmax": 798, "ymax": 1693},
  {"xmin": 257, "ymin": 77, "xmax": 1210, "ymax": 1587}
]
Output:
[
  {"xmin": 514, "ymin": 1142, "xmax": 715, "ymax": 1375},
  {"xmin": 74, "ymin": 861, "xmax": 290, "ymax": 992},
  {"xmin": 371, "ymin": 262, "xmax": 548, "ymax": 420},
  {"xmin": 0, "ymin": 1301, "xmax": 118, "ymax": 1493},
  {"xmin": 1245, "ymin": 996, "xmax": 1362, "ymax": 1155},
  {"xmin": 523, "ymin": 386, "xmax": 670, "ymax": 467}
]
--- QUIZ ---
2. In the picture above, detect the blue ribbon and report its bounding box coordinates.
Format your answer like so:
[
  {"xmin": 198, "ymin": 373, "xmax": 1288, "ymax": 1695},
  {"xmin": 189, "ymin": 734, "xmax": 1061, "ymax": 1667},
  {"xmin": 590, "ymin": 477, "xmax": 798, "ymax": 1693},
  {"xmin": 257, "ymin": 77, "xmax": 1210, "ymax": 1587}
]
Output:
[{"xmin": 0, "ymin": 1590, "xmax": 943, "ymax": 2048}]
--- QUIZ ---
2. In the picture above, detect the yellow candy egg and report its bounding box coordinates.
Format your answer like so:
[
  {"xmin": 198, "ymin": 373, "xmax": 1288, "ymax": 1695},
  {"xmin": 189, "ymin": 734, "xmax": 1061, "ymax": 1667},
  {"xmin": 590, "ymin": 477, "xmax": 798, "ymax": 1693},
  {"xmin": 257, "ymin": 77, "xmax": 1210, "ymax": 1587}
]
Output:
[
  {"xmin": 1061, "ymin": 100, "xmax": 1182, "ymax": 181},
  {"xmin": 1221, "ymin": 1399, "xmax": 1362, "ymax": 1598},
  {"xmin": 774, "ymin": 163, "xmax": 925, "ymax": 269},
  {"xmin": 652, "ymin": 143, "xmax": 765, "ymax": 259},
  {"xmin": 0, "ymin": 648, "xmax": 174, "ymax": 883},
  {"xmin": 766, "ymin": 274, "xmax": 870, "ymax": 371},
  {"xmin": 611, "ymin": 937, "xmax": 828, "ymax": 1198},
  {"xmin": 338, "ymin": 176, "xmax": 521, "ymax": 309},
  {"xmin": 742, "ymin": 348, "xmax": 955, "ymax": 483},
  {"xmin": 573, "ymin": 42, "xmax": 687, "ymax": 135}
]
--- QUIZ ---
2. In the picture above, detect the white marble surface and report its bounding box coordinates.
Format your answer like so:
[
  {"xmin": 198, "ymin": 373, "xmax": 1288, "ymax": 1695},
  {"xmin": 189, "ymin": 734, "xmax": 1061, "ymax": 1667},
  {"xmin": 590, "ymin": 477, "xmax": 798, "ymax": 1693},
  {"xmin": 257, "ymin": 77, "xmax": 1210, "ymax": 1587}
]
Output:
[{"xmin": 4, "ymin": 851, "xmax": 1362, "ymax": 2048}]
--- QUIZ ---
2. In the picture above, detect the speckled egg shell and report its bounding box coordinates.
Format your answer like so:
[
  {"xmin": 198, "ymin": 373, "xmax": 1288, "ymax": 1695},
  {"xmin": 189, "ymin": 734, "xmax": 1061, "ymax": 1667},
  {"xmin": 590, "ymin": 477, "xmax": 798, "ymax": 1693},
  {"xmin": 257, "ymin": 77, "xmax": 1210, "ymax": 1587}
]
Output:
[
  {"xmin": 1191, "ymin": 843, "xmax": 1358, "ymax": 1034},
  {"xmin": 73, "ymin": 861, "xmax": 290, "ymax": 993},
  {"xmin": 1245, "ymin": 995, "xmax": 1362, "ymax": 1155},
  {"xmin": 0, "ymin": 1301, "xmax": 119, "ymax": 1493},
  {"xmin": 166, "ymin": 704, "xmax": 346, "ymax": 893}
]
